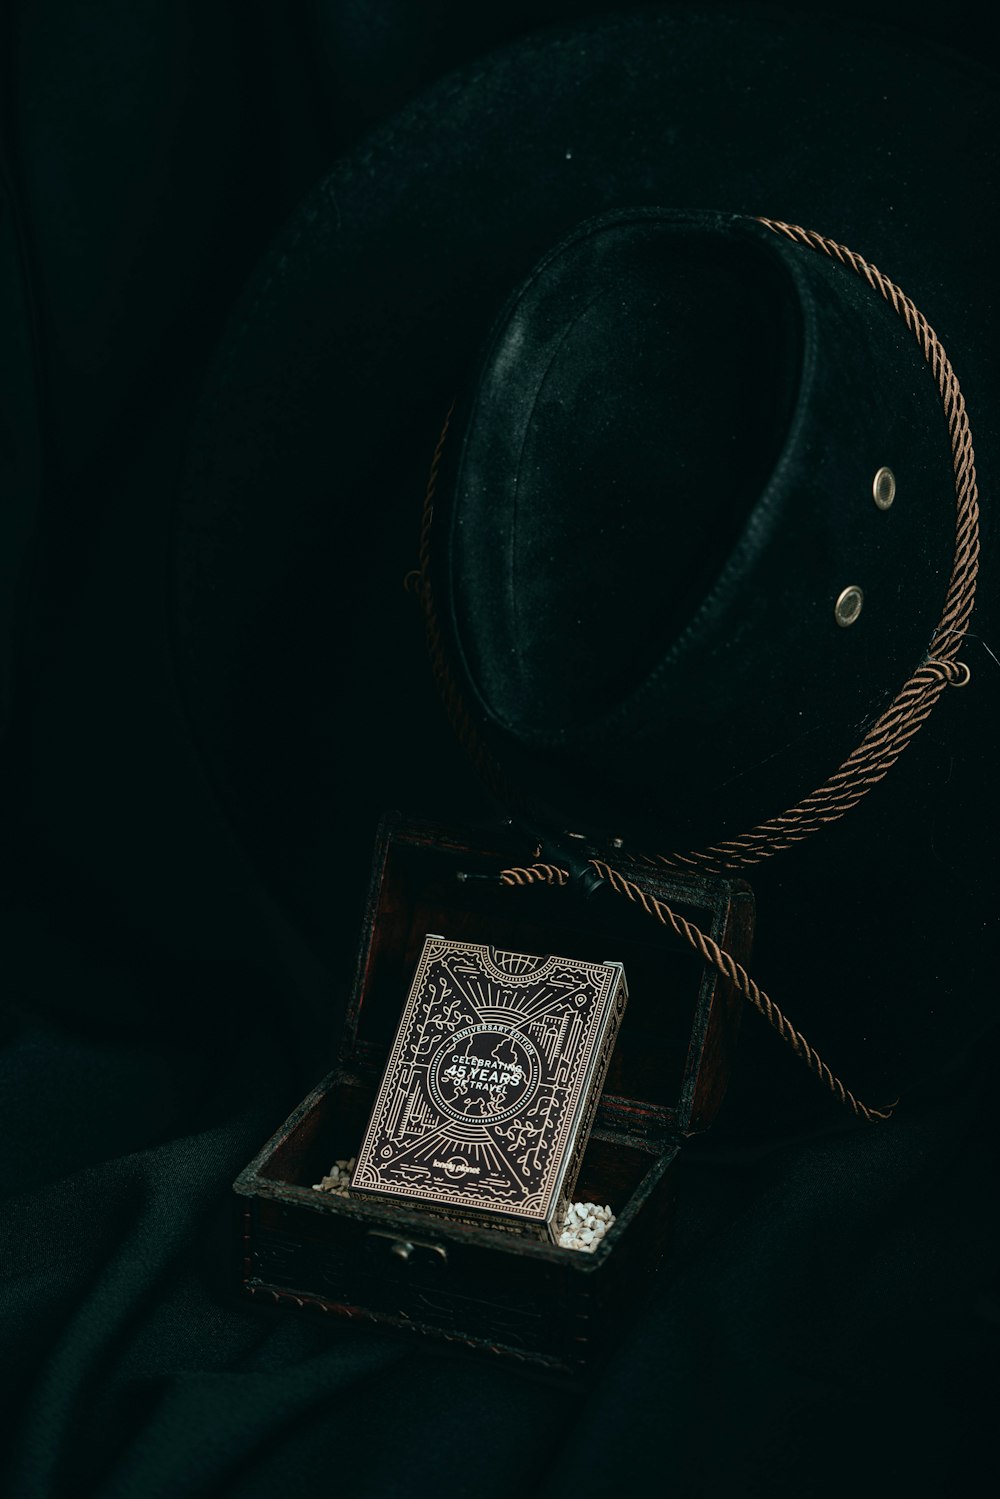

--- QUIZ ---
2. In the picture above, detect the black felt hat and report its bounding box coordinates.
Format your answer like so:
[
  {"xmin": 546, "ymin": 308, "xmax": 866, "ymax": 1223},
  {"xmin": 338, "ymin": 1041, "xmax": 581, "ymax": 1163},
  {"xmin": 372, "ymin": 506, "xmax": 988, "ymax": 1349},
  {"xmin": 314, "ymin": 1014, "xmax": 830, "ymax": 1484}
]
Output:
[
  {"xmin": 429, "ymin": 206, "xmax": 970, "ymax": 853},
  {"xmin": 34, "ymin": 4, "xmax": 998, "ymax": 1120}
]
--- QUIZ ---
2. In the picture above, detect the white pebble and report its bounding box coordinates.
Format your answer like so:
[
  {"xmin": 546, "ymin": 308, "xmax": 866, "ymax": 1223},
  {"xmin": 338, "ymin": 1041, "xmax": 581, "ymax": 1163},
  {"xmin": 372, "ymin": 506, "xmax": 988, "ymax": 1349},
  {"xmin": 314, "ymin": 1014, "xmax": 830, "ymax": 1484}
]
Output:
[
  {"xmin": 311, "ymin": 1159, "xmax": 358, "ymax": 1195},
  {"xmin": 556, "ymin": 1200, "xmax": 616, "ymax": 1251}
]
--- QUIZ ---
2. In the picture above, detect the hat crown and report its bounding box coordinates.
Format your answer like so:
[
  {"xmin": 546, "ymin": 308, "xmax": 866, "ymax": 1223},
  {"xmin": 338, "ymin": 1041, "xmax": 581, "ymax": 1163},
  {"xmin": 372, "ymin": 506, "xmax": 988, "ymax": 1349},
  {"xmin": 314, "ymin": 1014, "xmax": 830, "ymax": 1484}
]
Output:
[{"xmin": 439, "ymin": 209, "xmax": 955, "ymax": 844}]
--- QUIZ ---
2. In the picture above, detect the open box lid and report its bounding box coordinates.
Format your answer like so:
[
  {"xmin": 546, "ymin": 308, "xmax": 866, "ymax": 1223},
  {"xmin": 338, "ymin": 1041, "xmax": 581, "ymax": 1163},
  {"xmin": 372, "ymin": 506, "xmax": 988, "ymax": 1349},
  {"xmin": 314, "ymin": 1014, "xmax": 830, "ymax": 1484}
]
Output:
[{"xmin": 339, "ymin": 813, "xmax": 754, "ymax": 1139}]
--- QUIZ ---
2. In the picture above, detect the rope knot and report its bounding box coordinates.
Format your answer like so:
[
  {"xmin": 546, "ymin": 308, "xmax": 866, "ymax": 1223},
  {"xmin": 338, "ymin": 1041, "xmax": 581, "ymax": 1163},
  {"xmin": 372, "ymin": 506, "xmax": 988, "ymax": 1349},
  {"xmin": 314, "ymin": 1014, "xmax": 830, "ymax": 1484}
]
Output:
[{"xmin": 924, "ymin": 657, "xmax": 972, "ymax": 687}]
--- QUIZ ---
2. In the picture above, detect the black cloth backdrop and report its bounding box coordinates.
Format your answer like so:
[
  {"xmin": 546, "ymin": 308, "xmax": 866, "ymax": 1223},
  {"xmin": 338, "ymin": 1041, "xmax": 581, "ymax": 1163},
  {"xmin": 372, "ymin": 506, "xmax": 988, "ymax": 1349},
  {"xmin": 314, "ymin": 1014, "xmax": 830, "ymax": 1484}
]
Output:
[{"xmin": 2, "ymin": 4, "xmax": 998, "ymax": 1496}]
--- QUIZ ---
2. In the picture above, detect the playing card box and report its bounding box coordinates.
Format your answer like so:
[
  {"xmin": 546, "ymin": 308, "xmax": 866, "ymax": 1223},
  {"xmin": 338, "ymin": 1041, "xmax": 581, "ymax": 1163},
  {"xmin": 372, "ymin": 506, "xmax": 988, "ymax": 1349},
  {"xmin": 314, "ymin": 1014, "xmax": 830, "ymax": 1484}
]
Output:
[{"xmin": 349, "ymin": 935, "xmax": 628, "ymax": 1238}]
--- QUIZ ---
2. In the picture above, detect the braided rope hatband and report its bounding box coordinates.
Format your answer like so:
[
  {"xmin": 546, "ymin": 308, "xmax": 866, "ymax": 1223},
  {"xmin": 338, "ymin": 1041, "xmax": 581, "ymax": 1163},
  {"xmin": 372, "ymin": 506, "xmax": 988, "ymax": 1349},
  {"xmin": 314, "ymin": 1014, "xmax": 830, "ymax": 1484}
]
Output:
[
  {"xmin": 635, "ymin": 218, "xmax": 980, "ymax": 875},
  {"xmin": 413, "ymin": 220, "xmax": 980, "ymax": 1122}
]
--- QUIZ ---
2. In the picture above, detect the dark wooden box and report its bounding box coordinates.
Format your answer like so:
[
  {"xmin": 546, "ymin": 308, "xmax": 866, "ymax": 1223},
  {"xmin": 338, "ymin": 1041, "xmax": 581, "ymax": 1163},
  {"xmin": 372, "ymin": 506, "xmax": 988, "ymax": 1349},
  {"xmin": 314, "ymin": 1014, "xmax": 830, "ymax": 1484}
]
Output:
[{"xmin": 234, "ymin": 813, "xmax": 754, "ymax": 1378}]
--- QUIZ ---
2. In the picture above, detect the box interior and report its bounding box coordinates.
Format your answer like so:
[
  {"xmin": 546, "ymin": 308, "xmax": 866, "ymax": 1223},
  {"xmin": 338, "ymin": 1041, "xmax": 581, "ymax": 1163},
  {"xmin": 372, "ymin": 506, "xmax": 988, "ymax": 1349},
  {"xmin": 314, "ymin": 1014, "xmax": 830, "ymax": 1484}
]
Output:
[
  {"xmin": 255, "ymin": 1075, "xmax": 662, "ymax": 1225},
  {"xmin": 346, "ymin": 827, "xmax": 726, "ymax": 1128}
]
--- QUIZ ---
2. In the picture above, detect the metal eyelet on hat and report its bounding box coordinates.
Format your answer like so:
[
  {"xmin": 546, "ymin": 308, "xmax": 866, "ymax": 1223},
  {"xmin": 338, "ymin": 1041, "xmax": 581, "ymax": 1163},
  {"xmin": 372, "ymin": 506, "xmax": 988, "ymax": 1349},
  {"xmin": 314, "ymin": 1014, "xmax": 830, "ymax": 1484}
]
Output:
[
  {"xmin": 835, "ymin": 585, "xmax": 864, "ymax": 626},
  {"xmin": 873, "ymin": 465, "xmax": 896, "ymax": 509}
]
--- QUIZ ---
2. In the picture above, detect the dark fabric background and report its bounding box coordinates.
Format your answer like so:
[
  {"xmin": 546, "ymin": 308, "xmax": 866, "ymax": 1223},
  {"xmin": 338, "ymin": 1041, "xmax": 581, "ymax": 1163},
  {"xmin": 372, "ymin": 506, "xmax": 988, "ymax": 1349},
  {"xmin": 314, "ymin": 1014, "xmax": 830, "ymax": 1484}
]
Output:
[{"xmin": 1, "ymin": 4, "xmax": 998, "ymax": 1497}]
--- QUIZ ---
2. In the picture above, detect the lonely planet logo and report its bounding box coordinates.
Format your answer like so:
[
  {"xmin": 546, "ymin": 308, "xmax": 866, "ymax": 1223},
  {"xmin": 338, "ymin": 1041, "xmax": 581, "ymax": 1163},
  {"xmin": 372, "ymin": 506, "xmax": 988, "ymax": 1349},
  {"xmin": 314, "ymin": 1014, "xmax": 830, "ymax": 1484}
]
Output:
[{"xmin": 434, "ymin": 1156, "xmax": 481, "ymax": 1180}]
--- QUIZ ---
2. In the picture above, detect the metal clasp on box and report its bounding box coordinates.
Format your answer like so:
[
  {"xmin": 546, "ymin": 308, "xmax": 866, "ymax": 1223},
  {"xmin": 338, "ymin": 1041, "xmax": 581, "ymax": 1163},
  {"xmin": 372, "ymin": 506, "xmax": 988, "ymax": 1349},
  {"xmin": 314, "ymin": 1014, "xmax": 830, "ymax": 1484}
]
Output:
[{"xmin": 366, "ymin": 1230, "xmax": 448, "ymax": 1269}]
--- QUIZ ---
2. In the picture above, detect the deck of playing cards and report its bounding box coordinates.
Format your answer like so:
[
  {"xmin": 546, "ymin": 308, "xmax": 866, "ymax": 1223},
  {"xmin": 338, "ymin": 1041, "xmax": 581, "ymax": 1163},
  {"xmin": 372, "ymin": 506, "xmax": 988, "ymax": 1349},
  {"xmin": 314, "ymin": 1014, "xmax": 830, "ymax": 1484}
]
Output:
[{"xmin": 350, "ymin": 935, "xmax": 628, "ymax": 1240}]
